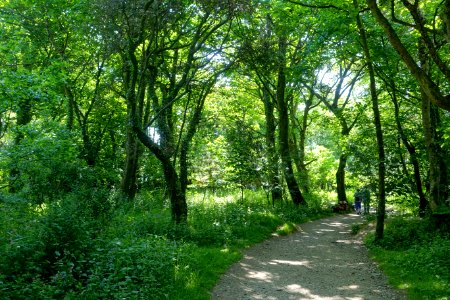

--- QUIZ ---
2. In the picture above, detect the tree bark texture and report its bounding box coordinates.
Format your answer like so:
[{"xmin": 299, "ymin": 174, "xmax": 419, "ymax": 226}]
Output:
[
  {"xmin": 298, "ymin": 106, "xmax": 310, "ymax": 194},
  {"xmin": 276, "ymin": 35, "xmax": 306, "ymax": 206},
  {"xmin": 336, "ymin": 124, "xmax": 351, "ymax": 204},
  {"xmin": 290, "ymin": 92, "xmax": 312, "ymax": 194},
  {"xmin": 121, "ymin": 127, "xmax": 139, "ymax": 200},
  {"xmin": 179, "ymin": 82, "xmax": 215, "ymax": 196}
]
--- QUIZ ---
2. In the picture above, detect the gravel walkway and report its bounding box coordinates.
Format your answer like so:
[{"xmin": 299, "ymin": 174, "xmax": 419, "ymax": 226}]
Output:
[{"xmin": 212, "ymin": 213, "xmax": 406, "ymax": 300}]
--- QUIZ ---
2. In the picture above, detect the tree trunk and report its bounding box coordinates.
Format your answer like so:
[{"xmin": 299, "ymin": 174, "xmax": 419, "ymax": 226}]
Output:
[
  {"xmin": 257, "ymin": 14, "xmax": 282, "ymax": 205},
  {"xmin": 276, "ymin": 35, "xmax": 306, "ymax": 206},
  {"xmin": 164, "ymin": 160, "xmax": 188, "ymax": 224},
  {"xmin": 291, "ymin": 132, "xmax": 310, "ymax": 194},
  {"xmin": 421, "ymin": 93, "xmax": 449, "ymax": 211},
  {"xmin": 121, "ymin": 126, "xmax": 139, "ymax": 200},
  {"xmin": 134, "ymin": 127, "xmax": 187, "ymax": 223},
  {"xmin": 298, "ymin": 111, "xmax": 310, "ymax": 194},
  {"xmin": 120, "ymin": 45, "xmax": 140, "ymax": 200},
  {"xmin": 355, "ymin": 0, "xmax": 386, "ymax": 241},
  {"xmin": 336, "ymin": 153, "xmax": 348, "ymax": 204},
  {"xmin": 309, "ymin": 62, "xmax": 359, "ymax": 204},
  {"xmin": 262, "ymin": 86, "xmax": 282, "ymax": 205},
  {"xmin": 419, "ymin": 39, "xmax": 449, "ymax": 211},
  {"xmin": 391, "ymin": 80, "xmax": 428, "ymax": 216},
  {"xmin": 80, "ymin": 123, "xmax": 97, "ymax": 166},
  {"xmin": 290, "ymin": 93, "xmax": 311, "ymax": 194},
  {"xmin": 180, "ymin": 97, "xmax": 205, "ymax": 196},
  {"xmin": 336, "ymin": 125, "xmax": 351, "ymax": 204}
]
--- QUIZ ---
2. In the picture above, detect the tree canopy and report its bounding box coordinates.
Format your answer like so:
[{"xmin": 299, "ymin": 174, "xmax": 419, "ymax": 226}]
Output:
[
  {"xmin": 1, "ymin": 0, "xmax": 449, "ymax": 221},
  {"xmin": 0, "ymin": 0, "xmax": 449, "ymax": 297}
]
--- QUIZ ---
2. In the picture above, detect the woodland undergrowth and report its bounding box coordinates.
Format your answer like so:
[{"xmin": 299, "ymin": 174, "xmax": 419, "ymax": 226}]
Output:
[
  {"xmin": 364, "ymin": 215, "xmax": 450, "ymax": 299},
  {"xmin": 0, "ymin": 189, "xmax": 330, "ymax": 299}
]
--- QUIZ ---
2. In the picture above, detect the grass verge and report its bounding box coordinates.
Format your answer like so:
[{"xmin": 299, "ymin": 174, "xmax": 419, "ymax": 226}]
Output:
[{"xmin": 364, "ymin": 216, "xmax": 450, "ymax": 300}]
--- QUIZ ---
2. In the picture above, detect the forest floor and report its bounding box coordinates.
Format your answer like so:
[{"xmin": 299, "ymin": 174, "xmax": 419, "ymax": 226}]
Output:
[{"xmin": 211, "ymin": 213, "xmax": 407, "ymax": 300}]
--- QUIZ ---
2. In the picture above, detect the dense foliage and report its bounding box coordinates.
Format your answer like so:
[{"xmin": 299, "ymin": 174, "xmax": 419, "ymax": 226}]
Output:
[
  {"xmin": 0, "ymin": 191, "xmax": 329, "ymax": 299},
  {"xmin": 0, "ymin": 0, "xmax": 449, "ymax": 298}
]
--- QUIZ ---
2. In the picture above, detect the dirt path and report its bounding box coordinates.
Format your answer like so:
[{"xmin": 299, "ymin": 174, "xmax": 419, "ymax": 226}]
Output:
[{"xmin": 212, "ymin": 213, "xmax": 406, "ymax": 300}]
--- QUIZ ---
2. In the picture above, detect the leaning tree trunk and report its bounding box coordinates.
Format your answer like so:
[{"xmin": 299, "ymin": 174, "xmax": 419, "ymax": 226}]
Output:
[
  {"xmin": 276, "ymin": 35, "xmax": 306, "ymax": 206},
  {"xmin": 366, "ymin": 0, "xmax": 450, "ymax": 112},
  {"xmin": 355, "ymin": 0, "xmax": 386, "ymax": 241},
  {"xmin": 134, "ymin": 127, "xmax": 187, "ymax": 223},
  {"xmin": 179, "ymin": 85, "xmax": 211, "ymax": 196}
]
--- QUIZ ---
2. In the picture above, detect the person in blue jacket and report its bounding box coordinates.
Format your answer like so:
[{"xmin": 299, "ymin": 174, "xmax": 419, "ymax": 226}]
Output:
[{"xmin": 354, "ymin": 190, "xmax": 362, "ymax": 214}]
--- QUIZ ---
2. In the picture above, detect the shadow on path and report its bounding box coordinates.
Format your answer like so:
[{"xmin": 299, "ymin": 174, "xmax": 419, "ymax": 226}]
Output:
[{"xmin": 212, "ymin": 214, "xmax": 405, "ymax": 300}]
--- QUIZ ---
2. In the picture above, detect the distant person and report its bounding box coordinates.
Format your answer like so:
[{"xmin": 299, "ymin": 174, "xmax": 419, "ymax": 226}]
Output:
[
  {"xmin": 361, "ymin": 187, "xmax": 370, "ymax": 214},
  {"xmin": 354, "ymin": 190, "xmax": 362, "ymax": 214}
]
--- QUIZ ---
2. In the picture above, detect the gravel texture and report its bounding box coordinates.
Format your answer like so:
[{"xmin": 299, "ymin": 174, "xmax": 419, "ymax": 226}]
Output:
[{"xmin": 212, "ymin": 213, "xmax": 406, "ymax": 300}]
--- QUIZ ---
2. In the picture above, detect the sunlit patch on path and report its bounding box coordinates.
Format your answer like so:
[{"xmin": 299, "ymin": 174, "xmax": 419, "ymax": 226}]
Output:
[{"xmin": 212, "ymin": 214, "xmax": 405, "ymax": 300}]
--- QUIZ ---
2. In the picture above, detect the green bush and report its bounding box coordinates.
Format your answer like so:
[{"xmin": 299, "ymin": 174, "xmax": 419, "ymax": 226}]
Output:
[
  {"xmin": 1, "ymin": 121, "xmax": 120, "ymax": 206},
  {"xmin": 83, "ymin": 236, "xmax": 177, "ymax": 299},
  {"xmin": 1, "ymin": 122, "xmax": 81, "ymax": 203},
  {"xmin": 374, "ymin": 216, "xmax": 431, "ymax": 250},
  {"xmin": 0, "ymin": 194, "xmax": 100, "ymax": 299}
]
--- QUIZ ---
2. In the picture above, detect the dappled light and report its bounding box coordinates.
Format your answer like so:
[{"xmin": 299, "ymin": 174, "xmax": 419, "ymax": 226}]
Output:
[
  {"xmin": 213, "ymin": 214, "xmax": 403, "ymax": 299},
  {"xmin": 246, "ymin": 270, "xmax": 277, "ymax": 282},
  {"xmin": 270, "ymin": 260, "xmax": 311, "ymax": 267}
]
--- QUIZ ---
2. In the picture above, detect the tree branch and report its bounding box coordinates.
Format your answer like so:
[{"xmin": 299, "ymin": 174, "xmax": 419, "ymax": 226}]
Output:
[
  {"xmin": 285, "ymin": 0, "xmax": 347, "ymax": 12},
  {"xmin": 366, "ymin": 0, "xmax": 450, "ymax": 111}
]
